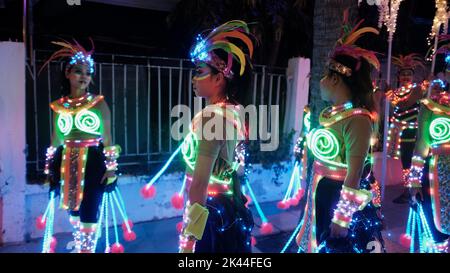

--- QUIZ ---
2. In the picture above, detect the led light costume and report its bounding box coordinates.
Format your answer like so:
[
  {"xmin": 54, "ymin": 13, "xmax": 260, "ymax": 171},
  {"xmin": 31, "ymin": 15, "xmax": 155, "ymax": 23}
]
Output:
[
  {"xmin": 177, "ymin": 20, "xmax": 255, "ymax": 253},
  {"xmin": 295, "ymin": 17, "xmax": 384, "ymax": 253},
  {"xmin": 277, "ymin": 106, "xmax": 310, "ymax": 210},
  {"xmin": 386, "ymin": 54, "xmax": 428, "ymax": 188},
  {"xmin": 37, "ymin": 39, "xmax": 135, "ymax": 253},
  {"xmin": 403, "ymin": 38, "xmax": 450, "ymax": 252}
]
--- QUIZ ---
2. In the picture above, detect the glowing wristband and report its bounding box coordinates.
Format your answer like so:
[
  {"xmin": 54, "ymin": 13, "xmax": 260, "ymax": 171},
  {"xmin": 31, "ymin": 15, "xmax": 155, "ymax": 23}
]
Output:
[
  {"xmin": 406, "ymin": 156, "xmax": 425, "ymax": 188},
  {"xmin": 332, "ymin": 186, "xmax": 372, "ymax": 228},
  {"xmin": 44, "ymin": 146, "xmax": 58, "ymax": 175}
]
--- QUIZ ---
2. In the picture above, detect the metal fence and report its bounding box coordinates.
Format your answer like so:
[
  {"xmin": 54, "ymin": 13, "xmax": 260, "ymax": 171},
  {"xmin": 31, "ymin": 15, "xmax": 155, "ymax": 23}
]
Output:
[{"xmin": 26, "ymin": 51, "xmax": 288, "ymax": 181}]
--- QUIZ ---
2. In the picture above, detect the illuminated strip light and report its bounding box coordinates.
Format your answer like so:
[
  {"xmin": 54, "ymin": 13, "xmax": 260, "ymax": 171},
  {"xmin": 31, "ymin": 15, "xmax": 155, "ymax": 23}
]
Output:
[
  {"xmin": 280, "ymin": 220, "xmax": 303, "ymax": 253},
  {"xmin": 111, "ymin": 190, "xmax": 132, "ymax": 232},
  {"xmin": 282, "ymin": 161, "xmax": 299, "ymax": 201},
  {"xmin": 178, "ymin": 175, "xmax": 187, "ymax": 195},
  {"xmin": 57, "ymin": 113, "xmax": 73, "ymax": 136},
  {"xmin": 95, "ymin": 193, "xmax": 107, "ymax": 247},
  {"xmin": 307, "ymin": 129, "xmax": 347, "ymax": 168},
  {"xmin": 42, "ymin": 191, "xmax": 56, "ymax": 253},
  {"xmin": 109, "ymin": 193, "xmax": 120, "ymax": 246},
  {"xmin": 75, "ymin": 110, "xmax": 101, "ymax": 135},
  {"xmin": 245, "ymin": 182, "xmax": 268, "ymax": 223},
  {"xmin": 144, "ymin": 144, "xmax": 182, "ymax": 190}
]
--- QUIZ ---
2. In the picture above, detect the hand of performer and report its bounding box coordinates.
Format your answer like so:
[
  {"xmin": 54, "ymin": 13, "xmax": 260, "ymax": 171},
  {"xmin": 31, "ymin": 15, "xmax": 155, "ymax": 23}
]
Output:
[
  {"xmin": 101, "ymin": 170, "xmax": 117, "ymax": 185},
  {"xmin": 329, "ymin": 222, "xmax": 348, "ymax": 238},
  {"xmin": 409, "ymin": 187, "xmax": 423, "ymax": 204}
]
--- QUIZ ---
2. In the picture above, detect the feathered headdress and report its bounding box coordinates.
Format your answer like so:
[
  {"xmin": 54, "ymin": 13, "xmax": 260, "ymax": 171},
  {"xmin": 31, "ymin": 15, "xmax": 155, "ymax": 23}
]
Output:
[
  {"xmin": 328, "ymin": 9, "xmax": 380, "ymax": 76},
  {"xmin": 392, "ymin": 53, "xmax": 425, "ymax": 72},
  {"xmin": 189, "ymin": 20, "xmax": 254, "ymax": 79},
  {"xmin": 39, "ymin": 38, "xmax": 95, "ymax": 75}
]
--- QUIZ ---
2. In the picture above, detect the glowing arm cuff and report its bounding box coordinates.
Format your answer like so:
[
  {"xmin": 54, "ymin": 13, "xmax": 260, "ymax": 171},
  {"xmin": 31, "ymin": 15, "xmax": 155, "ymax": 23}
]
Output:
[
  {"xmin": 103, "ymin": 145, "xmax": 121, "ymax": 171},
  {"xmin": 44, "ymin": 146, "xmax": 57, "ymax": 176},
  {"xmin": 406, "ymin": 156, "xmax": 425, "ymax": 188},
  {"xmin": 332, "ymin": 185, "xmax": 372, "ymax": 228}
]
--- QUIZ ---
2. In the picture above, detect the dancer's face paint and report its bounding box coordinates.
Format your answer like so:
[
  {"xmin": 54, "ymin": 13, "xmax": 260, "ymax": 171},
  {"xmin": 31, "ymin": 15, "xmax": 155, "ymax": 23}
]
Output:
[
  {"xmin": 66, "ymin": 64, "xmax": 92, "ymax": 91},
  {"xmin": 192, "ymin": 63, "xmax": 216, "ymax": 98}
]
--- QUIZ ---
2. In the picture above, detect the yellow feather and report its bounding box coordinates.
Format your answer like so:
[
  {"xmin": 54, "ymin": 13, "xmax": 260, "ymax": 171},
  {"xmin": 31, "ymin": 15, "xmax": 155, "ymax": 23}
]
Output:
[{"xmin": 344, "ymin": 27, "xmax": 379, "ymax": 46}]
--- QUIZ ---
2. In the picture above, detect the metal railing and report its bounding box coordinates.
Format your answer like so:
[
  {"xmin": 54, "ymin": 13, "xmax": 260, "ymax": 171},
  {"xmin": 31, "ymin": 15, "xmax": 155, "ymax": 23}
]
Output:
[{"xmin": 26, "ymin": 51, "xmax": 287, "ymax": 180}]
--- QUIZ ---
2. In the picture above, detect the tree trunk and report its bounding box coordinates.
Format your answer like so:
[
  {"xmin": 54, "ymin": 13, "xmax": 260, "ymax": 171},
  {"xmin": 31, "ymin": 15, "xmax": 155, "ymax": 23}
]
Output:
[{"xmin": 309, "ymin": 0, "xmax": 358, "ymax": 127}]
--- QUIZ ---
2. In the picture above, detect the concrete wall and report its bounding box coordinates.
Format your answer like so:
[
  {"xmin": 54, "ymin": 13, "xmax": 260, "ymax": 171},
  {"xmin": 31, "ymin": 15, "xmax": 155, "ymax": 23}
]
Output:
[{"xmin": 0, "ymin": 42, "xmax": 26, "ymax": 244}]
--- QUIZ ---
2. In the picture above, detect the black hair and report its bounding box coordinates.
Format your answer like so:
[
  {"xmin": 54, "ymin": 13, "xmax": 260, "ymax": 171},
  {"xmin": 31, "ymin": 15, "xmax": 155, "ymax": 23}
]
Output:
[
  {"xmin": 208, "ymin": 46, "xmax": 253, "ymax": 107},
  {"xmin": 328, "ymin": 54, "xmax": 376, "ymax": 113}
]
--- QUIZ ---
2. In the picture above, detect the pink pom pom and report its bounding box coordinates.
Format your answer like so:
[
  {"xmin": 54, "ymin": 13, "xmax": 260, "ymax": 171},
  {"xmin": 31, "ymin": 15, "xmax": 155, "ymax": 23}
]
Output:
[
  {"xmin": 251, "ymin": 236, "xmax": 257, "ymax": 246},
  {"xmin": 140, "ymin": 185, "xmax": 156, "ymax": 199},
  {"xmin": 171, "ymin": 193, "xmax": 184, "ymax": 210},
  {"xmin": 36, "ymin": 215, "xmax": 46, "ymax": 230},
  {"xmin": 296, "ymin": 189, "xmax": 305, "ymax": 200},
  {"xmin": 47, "ymin": 248, "xmax": 55, "ymax": 253},
  {"xmin": 121, "ymin": 220, "xmax": 134, "ymax": 231},
  {"xmin": 176, "ymin": 221, "xmax": 183, "ymax": 233},
  {"xmin": 260, "ymin": 222, "xmax": 273, "ymax": 235},
  {"xmin": 123, "ymin": 230, "xmax": 136, "ymax": 242},
  {"xmin": 399, "ymin": 233, "xmax": 412, "ymax": 248},
  {"xmin": 289, "ymin": 198, "xmax": 300, "ymax": 207},
  {"xmin": 277, "ymin": 200, "xmax": 290, "ymax": 210},
  {"xmin": 50, "ymin": 236, "xmax": 57, "ymax": 250},
  {"xmin": 245, "ymin": 195, "xmax": 252, "ymax": 207},
  {"xmin": 110, "ymin": 243, "xmax": 124, "ymax": 253}
]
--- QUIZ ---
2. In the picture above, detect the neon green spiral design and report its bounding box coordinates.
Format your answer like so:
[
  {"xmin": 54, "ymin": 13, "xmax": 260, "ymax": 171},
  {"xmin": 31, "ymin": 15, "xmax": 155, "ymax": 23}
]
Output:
[
  {"xmin": 307, "ymin": 128, "xmax": 340, "ymax": 162},
  {"xmin": 182, "ymin": 131, "xmax": 198, "ymax": 171},
  {"xmin": 57, "ymin": 113, "xmax": 73, "ymax": 136},
  {"xmin": 430, "ymin": 117, "xmax": 450, "ymax": 145},
  {"xmin": 75, "ymin": 110, "xmax": 101, "ymax": 135}
]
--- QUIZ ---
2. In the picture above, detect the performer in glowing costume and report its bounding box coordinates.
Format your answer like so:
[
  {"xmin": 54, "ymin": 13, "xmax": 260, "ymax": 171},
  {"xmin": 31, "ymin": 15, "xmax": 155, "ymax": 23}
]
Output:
[
  {"xmin": 178, "ymin": 20, "xmax": 255, "ymax": 253},
  {"xmin": 387, "ymin": 54, "xmax": 428, "ymax": 204},
  {"xmin": 38, "ymin": 39, "xmax": 135, "ymax": 253},
  {"xmin": 403, "ymin": 36, "xmax": 450, "ymax": 253},
  {"xmin": 295, "ymin": 12, "xmax": 384, "ymax": 253}
]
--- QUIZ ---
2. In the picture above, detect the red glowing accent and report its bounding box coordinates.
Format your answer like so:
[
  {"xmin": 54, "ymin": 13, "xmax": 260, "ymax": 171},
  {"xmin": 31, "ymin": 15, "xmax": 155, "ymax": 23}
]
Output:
[
  {"xmin": 36, "ymin": 215, "xmax": 46, "ymax": 230},
  {"xmin": 121, "ymin": 220, "xmax": 134, "ymax": 231},
  {"xmin": 260, "ymin": 222, "xmax": 274, "ymax": 235},
  {"xmin": 110, "ymin": 243, "xmax": 125, "ymax": 253},
  {"xmin": 277, "ymin": 201, "xmax": 290, "ymax": 210},
  {"xmin": 140, "ymin": 185, "xmax": 156, "ymax": 199},
  {"xmin": 399, "ymin": 233, "xmax": 412, "ymax": 248},
  {"xmin": 171, "ymin": 193, "xmax": 185, "ymax": 210},
  {"xmin": 245, "ymin": 195, "xmax": 252, "ymax": 207},
  {"xmin": 123, "ymin": 230, "xmax": 137, "ymax": 242},
  {"xmin": 50, "ymin": 236, "xmax": 57, "ymax": 250},
  {"xmin": 251, "ymin": 236, "xmax": 257, "ymax": 246},
  {"xmin": 176, "ymin": 221, "xmax": 183, "ymax": 233}
]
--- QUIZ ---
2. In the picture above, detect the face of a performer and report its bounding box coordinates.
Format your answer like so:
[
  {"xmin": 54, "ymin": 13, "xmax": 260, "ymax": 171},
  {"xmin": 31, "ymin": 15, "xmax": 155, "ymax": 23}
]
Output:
[
  {"xmin": 320, "ymin": 70, "xmax": 339, "ymax": 102},
  {"xmin": 65, "ymin": 64, "xmax": 92, "ymax": 91},
  {"xmin": 398, "ymin": 69, "xmax": 414, "ymax": 86},
  {"xmin": 192, "ymin": 62, "xmax": 225, "ymax": 98}
]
